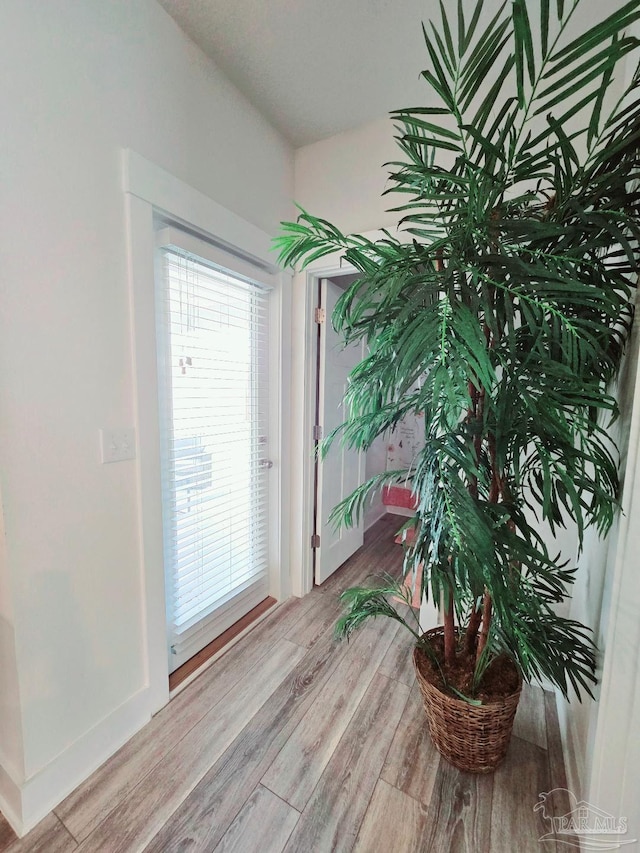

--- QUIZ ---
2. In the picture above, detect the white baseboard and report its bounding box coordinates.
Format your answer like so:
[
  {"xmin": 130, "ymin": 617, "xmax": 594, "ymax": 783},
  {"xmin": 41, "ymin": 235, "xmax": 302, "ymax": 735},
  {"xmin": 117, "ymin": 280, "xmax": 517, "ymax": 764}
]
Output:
[
  {"xmin": 384, "ymin": 505, "xmax": 415, "ymax": 518},
  {"xmin": 1, "ymin": 686, "xmax": 152, "ymax": 838},
  {"xmin": 0, "ymin": 761, "xmax": 23, "ymax": 836}
]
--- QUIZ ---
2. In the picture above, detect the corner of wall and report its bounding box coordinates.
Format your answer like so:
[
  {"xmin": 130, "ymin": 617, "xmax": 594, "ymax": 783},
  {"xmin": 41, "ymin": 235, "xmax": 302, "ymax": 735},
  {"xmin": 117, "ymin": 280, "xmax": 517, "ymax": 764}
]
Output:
[
  {"xmin": 0, "ymin": 483, "xmax": 27, "ymax": 835},
  {"xmin": 2, "ymin": 686, "xmax": 152, "ymax": 838},
  {"xmin": 293, "ymin": 117, "xmax": 400, "ymax": 235},
  {"xmin": 0, "ymin": 761, "xmax": 24, "ymax": 837}
]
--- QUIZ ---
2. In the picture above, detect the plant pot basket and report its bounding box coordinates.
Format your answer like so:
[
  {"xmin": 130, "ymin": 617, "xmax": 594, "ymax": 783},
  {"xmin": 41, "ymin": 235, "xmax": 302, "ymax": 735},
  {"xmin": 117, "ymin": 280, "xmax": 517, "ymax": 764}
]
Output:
[{"xmin": 413, "ymin": 627, "xmax": 522, "ymax": 773}]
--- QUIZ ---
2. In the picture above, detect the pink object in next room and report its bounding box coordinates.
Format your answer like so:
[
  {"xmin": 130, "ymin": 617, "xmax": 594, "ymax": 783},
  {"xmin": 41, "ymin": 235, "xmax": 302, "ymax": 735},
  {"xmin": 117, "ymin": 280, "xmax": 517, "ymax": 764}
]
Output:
[{"xmin": 382, "ymin": 484, "xmax": 417, "ymax": 510}]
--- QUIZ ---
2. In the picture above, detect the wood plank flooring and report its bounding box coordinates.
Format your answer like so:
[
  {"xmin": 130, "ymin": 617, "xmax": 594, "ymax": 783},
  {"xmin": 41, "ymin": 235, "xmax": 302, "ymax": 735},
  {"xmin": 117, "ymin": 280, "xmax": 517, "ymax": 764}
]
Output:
[{"xmin": 1, "ymin": 515, "xmax": 569, "ymax": 852}]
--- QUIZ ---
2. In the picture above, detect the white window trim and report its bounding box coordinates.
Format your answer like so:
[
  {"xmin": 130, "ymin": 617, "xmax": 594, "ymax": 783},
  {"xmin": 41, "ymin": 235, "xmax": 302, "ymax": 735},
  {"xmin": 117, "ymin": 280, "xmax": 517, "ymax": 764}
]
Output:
[{"xmin": 123, "ymin": 149, "xmax": 291, "ymax": 714}]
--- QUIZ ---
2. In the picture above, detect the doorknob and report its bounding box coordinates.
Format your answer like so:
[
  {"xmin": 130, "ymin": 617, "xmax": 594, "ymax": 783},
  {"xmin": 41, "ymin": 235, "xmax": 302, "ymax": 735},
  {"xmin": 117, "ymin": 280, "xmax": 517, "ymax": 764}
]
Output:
[{"xmin": 259, "ymin": 459, "xmax": 274, "ymax": 468}]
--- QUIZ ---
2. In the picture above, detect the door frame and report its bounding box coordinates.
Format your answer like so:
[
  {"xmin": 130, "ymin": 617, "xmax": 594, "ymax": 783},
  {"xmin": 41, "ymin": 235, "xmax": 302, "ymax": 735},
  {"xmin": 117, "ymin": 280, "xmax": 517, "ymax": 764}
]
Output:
[
  {"xmin": 123, "ymin": 149, "xmax": 291, "ymax": 715},
  {"xmin": 289, "ymin": 244, "xmax": 385, "ymax": 597},
  {"xmin": 314, "ymin": 277, "xmax": 365, "ymax": 585}
]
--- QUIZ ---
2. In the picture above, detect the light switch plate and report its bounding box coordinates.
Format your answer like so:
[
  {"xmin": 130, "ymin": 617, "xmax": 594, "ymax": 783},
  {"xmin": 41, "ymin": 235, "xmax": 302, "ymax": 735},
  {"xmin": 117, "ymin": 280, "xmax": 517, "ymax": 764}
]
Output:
[{"xmin": 100, "ymin": 428, "xmax": 136, "ymax": 463}]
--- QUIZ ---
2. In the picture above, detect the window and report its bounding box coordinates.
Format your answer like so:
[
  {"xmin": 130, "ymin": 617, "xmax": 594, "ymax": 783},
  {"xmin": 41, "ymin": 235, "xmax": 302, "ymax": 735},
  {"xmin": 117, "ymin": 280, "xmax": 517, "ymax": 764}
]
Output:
[{"xmin": 156, "ymin": 228, "xmax": 272, "ymax": 672}]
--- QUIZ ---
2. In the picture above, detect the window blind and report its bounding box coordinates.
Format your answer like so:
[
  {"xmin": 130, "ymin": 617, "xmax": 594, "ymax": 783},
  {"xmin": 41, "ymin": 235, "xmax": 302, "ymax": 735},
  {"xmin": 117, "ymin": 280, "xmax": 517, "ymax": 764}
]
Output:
[{"xmin": 156, "ymin": 237, "xmax": 271, "ymax": 671}]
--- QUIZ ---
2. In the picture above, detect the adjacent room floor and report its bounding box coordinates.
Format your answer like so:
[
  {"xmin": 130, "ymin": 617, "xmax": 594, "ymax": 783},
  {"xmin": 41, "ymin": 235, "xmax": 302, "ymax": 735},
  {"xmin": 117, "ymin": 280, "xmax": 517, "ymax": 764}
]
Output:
[{"xmin": 0, "ymin": 515, "xmax": 572, "ymax": 852}]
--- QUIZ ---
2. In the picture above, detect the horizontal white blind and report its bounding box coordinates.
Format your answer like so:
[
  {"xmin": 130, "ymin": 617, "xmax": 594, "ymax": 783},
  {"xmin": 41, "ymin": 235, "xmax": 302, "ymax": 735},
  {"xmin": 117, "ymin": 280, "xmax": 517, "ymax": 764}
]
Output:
[{"xmin": 157, "ymin": 242, "xmax": 271, "ymax": 671}]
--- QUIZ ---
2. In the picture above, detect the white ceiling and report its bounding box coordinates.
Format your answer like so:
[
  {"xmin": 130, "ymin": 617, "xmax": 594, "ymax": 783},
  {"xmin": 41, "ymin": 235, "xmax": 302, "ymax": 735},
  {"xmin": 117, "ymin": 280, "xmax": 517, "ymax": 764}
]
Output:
[{"xmin": 156, "ymin": 0, "xmax": 443, "ymax": 147}]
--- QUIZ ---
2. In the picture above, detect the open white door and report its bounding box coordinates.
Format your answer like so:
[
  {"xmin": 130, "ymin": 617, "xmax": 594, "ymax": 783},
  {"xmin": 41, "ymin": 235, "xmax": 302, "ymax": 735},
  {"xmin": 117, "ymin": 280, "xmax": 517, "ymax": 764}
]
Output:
[{"xmin": 315, "ymin": 278, "xmax": 365, "ymax": 585}]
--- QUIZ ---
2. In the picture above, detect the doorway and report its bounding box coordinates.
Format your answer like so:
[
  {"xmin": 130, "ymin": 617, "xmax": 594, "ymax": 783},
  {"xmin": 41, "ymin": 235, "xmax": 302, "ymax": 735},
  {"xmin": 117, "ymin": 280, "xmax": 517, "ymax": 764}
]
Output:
[{"xmin": 312, "ymin": 275, "xmax": 388, "ymax": 585}]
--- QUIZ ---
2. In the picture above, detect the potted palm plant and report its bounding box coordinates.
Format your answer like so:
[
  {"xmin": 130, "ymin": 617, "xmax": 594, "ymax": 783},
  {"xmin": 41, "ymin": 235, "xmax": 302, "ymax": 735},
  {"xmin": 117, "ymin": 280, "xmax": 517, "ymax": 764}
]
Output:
[{"xmin": 276, "ymin": 0, "xmax": 640, "ymax": 772}]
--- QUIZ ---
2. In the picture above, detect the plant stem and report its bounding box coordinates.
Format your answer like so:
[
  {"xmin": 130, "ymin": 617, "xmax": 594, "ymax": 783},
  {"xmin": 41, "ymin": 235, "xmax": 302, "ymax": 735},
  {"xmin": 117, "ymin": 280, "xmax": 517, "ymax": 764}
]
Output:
[
  {"xmin": 488, "ymin": 432, "xmax": 502, "ymax": 504},
  {"xmin": 468, "ymin": 382, "xmax": 480, "ymax": 498},
  {"xmin": 476, "ymin": 590, "xmax": 493, "ymax": 663},
  {"xmin": 443, "ymin": 587, "xmax": 456, "ymax": 666},
  {"xmin": 465, "ymin": 601, "xmax": 483, "ymax": 654}
]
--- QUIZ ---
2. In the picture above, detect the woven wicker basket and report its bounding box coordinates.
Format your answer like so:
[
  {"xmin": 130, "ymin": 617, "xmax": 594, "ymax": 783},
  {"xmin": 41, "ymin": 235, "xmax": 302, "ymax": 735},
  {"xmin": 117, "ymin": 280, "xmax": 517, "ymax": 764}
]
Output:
[{"xmin": 413, "ymin": 627, "xmax": 522, "ymax": 773}]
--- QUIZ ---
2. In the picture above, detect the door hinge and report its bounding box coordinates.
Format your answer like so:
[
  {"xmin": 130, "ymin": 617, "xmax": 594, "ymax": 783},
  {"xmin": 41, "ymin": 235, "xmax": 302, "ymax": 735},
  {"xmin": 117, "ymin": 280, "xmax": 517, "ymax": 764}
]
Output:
[
  {"xmin": 311, "ymin": 533, "xmax": 321, "ymax": 548},
  {"xmin": 315, "ymin": 307, "xmax": 326, "ymax": 324},
  {"xmin": 313, "ymin": 424, "xmax": 323, "ymax": 441}
]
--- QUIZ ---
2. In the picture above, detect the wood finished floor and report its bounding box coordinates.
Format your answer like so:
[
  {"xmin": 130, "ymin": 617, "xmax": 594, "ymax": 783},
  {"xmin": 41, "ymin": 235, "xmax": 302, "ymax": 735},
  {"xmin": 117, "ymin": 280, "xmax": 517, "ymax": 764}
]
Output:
[{"xmin": 0, "ymin": 515, "xmax": 570, "ymax": 852}]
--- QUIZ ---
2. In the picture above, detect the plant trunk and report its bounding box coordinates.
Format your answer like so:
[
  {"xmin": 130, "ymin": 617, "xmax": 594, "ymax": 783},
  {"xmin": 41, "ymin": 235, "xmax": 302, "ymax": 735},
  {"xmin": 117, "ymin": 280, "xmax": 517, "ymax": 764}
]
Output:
[
  {"xmin": 476, "ymin": 590, "xmax": 493, "ymax": 663},
  {"xmin": 464, "ymin": 602, "xmax": 483, "ymax": 654},
  {"xmin": 443, "ymin": 588, "xmax": 456, "ymax": 667}
]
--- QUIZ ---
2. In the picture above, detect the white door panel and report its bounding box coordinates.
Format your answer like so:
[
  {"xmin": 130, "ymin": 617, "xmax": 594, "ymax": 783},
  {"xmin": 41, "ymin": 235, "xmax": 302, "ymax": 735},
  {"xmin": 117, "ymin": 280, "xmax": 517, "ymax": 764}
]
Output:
[{"xmin": 315, "ymin": 279, "xmax": 364, "ymax": 585}]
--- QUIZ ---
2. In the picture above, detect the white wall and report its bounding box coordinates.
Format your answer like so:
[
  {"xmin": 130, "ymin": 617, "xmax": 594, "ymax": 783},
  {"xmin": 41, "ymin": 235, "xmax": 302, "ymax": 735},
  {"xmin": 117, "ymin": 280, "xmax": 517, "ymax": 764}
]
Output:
[
  {"xmin": 0, "ymin": 484, "xmax": 25, "ymax": 817},
  {"xmin": 554, "ymin": 32, "xmax": 640, "ymax": 805},
  {"xmin": 587, "ymin": 310, "xmax": 640, "ymax": 834},
  {"xmin": 559, "ymin": 302, "xmax": 640, "ymax": 798},
  {"xmin": 295, "ymin": 117, "xmax": 401, "ymax": 235},
  {"xmin": 363, "ymin": 435, "xmax": 388, "ymax": 531},
  {"xmin": 0, "ymin": 0, "xmax": 292, "ymax": 833}
]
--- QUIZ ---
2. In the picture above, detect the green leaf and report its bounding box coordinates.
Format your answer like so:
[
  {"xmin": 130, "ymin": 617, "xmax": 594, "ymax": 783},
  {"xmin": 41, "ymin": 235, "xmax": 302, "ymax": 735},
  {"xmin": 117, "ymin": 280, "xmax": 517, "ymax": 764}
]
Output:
[
  {"xmin": 438, "ymin": 1, "xmax": 457, "ymax": 67},
  {"xmin": 542, "ymin": 34, "xmax": 636, "ymax": 80},
  {"xmin": 459, "ymin": 4, "xmax": 510, "ymax": 91},
  {"xmin": 419, "ymin": 69, "xmax": 455, "ymax": 109},
  {"xmin": 462, "ymin": 0, "xmax": 485, "ymax": 55},
  {"xmin": 471, "ymin": 60, "xmax": 516, "ymax": 136},
  {"xmin": 427, "ymin": 21, "xmax": 456, "ymax": 80},
  {"xmin": 461, "ymin": 123, "xmax": 507, "ymax": 163},
  {"xmin": 401, "ymin": 133, "xmax": 463, "ymax": 154},
  {"xmin": 540, "ymin": 0, "xmax": 550, "ymax": 57},
  {"xmin": 539, "ymin": 52, "xmax": 634, "ymax": 114},
  {"xmin": 394, "ymin": 116, "xmax": 461, "ymax": 141},
  {"xmin": 459, "ymin": 29, "xmax": 513, "ymax": 112},
  {"xmin": 513, "ymin": 0, "xmax": 535, "ymax": 86},
  {"xmin": 449, "ymin": 686, "xmax": 484, "ymax": 706},
  {"xmin": 552, "ymin": 1, "xmax": 640, "ymax": 62},
  {"xmin": 459, "ymin": 13, "xmax": 511, "ymax": 97},
  {"xmin": 391, "ymin": 107, "xmax": 451, "ymax": 116},
  {"xmin": 457, "ymin": 0, "xmax": 466, "ymax": 57}
]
